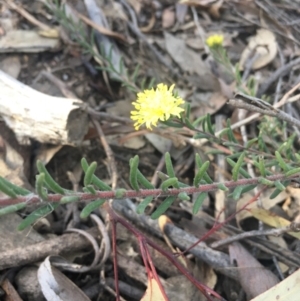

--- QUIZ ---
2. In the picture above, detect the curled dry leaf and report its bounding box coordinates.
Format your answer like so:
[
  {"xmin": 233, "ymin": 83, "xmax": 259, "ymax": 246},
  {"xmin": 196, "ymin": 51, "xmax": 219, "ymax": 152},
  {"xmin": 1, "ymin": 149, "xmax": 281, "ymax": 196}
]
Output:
[{"xmin": 239, "ymin": 29, "xmax": 277, "ymax": 70}]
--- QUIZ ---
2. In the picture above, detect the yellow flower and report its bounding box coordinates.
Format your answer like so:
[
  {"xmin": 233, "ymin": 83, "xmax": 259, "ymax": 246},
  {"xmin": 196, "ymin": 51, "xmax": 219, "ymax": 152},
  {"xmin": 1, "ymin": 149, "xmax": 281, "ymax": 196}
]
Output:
[
  {"xmin": 131, "ymin": 83, "xmax": 185, "ymax": 130},
  {"xmin": 206, "ymin": 34, "xmax": 224, "ymax": 48}
]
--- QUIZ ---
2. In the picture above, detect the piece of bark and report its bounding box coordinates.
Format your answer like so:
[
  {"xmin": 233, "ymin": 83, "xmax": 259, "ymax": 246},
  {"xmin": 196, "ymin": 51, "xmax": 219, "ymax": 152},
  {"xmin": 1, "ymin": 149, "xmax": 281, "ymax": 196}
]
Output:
[
  {"xmin": 0, "ymin": 30, "xmax": 60, "ymax": 53},
  {"xmin": 0, "ymin": 227, "xmax": 100, "ymax": 270},
  {"xmin": 0, "ymin": 70, "xmax": 89, "ymax": 145}
]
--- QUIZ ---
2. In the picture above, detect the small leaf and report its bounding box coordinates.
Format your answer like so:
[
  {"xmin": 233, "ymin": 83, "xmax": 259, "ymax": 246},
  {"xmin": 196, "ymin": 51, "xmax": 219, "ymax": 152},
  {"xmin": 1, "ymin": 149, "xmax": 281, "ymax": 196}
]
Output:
[
  {"xmin": 0, "ymin": 177, "xmax": 31, "ymax": 196},
  {"xmin": 258, "ymin": 177, "xmax": 274, "ymax": 186},
  {"xmin": 161, "ymin": 177, "xmax": 178, "ymax": 192},
  {"xmin": 193, "ymin": 161, "xmax": 210, "ymax": 187},
  {"xmin": 137, "ymin": 170, "xmax": 154, "ymax": 189},
  {"xmin": 151, "ymin": 196, "xmax": 176, "ymax": 219},
  {"xmin": 84, "ymin": 161, "xmax": 97, "ymax": 186},
  {"xmin": 226, "ymin": 119, "xmax": 238, "ymax": 143},
  {"xmin": 60, "ymin": 196, "xmax": 80, "ymax": 204},
  {"xmin": 36, "ymin": 160, "xmax": 65, "ymax": 194},
  {"xmin": 217, "ymin": 183, "xmax": 229, "ymax": 191},
  {"xmin": 129, "ymin": 155, "xmax": 140, "ymax": 191},
  {"xmin": 80, "ymin": 199, "xmax": 106, "ymax": 219},
  {"xmin": 136, "ymin": 196, "xmax": 154, "ymax": 214},
  {"xmin": 36, "ymin": 174, "xmax": 48, "ymax": 201},
  {"xmin": 178, "ymin": 192, "xmax": 190, "ymax": 201},
  {"xmin": 115, "ymin": 188, "xmax": 127, "ymax": 198},
  {"xmin": 206, "ymin": 114, "xmax": 214, "ymax": 135},
  {"xmin": 18, "ymin": 203, "xmax": 59, "ymax": 231},
  {"xmin": 231, "ymin": 152, "xmax": 246, "ymax": 181},
  {"xmin": 0, "ymin": 203, "xmax": 26, "ymax": 216},
  {"xmin": 193, "ymin": 192, "xmax": 208, "ymax": 214},
  {"xmin": 274, "ymin": 180, "xmax": 286, "ymax": 192},
  {"xmin": 258, "ymin": 155, "xmax": 266, "ymax": 177},
  {"xmin": 232, "ymin": 186, "xmax": 244, "ymax": 200},
  {"xmin": 285, "ymin": 167, "xmax": 300, "ymax": 177},
  {"xmin": 0, "ymin": 177, "xmax": 17, "ymax": 198},
  {"xmin": 83, "ymin": 185, "xmax": 96, "ymax": 194},
  {"xmin": 81, "ymin": 159, "xmax": 112, "ymax": 190},
  {"xmin": 165, "ymin": 153, "xmax": 176, "ymax": 179}
]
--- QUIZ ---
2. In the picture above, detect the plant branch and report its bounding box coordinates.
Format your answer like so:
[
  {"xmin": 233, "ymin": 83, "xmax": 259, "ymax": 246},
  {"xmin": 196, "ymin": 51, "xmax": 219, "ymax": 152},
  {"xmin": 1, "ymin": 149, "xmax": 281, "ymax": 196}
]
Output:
[{"xmin": 1, "ymin": 173, "xmax": 299, "ymax": 207}]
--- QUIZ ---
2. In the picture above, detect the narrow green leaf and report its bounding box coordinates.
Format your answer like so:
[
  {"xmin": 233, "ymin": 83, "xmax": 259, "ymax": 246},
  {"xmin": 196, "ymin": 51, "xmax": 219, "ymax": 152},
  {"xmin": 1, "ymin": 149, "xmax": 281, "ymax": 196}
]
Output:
[
  {"xmin": 131, "ymin": 64, "xmax": 140, "ymax": 82},
  {"xmin": 270, "ymin": 188, "xmax": 283, "ymax": 199},
  {"xmin": 129, "ymin": 156, "xmax": 140, "ymax": 191},
  {"xmin": 84, "ymin": 161, "xmax": 97, "ymax": 186},
  {"xmin": 0, "ymin": 177, "xmax": 17, "ymax": 198},
  {"xmin": 193, "ymin": 133, "xmax": 210, "ymax": 139},
  {"xmin": 274, "ymin": 180, "xmax": 286, "ymax": 192},
  {"xmin": 178, "ymin": 192, "xmax": 190, "ymax": 201},
  {"xmin": 226, "ymin": 119, "xmax": 238, "ymax": 143},
  {"xmin": 275, "ymin": 151, "xmax": 289, "ymax": 172},
  {"xmin": 161, "ymin": 177, "xmax": 178, "ymax": 192},
  {"xmin": 184, "ymin": 117, "xmax": 195, "ymax": 130},
  {"xmin": 231, "ymin": 152, "xmax": 246, "ymax": 181},
  {"xmin": 232, "ymin": 186, "xmax": 244, "ymax": 200},
  {"xmin": 83, "ymin": 185, "xmax": 96, "ymax": 194},
  {"xmin": 18, "ymin": 203, "xmax": 59, "ymax": 231},
  {"xmin": 258, "ymin": 155, "xmax": 266, "ymax": 177},
  {"xmin": 0, "ymin": 177, "xmax": 31, "ymax": 196},
  {"xmin": 192, "ymin": 115, "xmax": 206, "ymax": 127},
  {"xmin": 60, "ymin": 196, "xmax": 80, "ymax": 204},
  {"xmin": 285, "ymin": 167, "xmax": 300, "ymax": 177},
  {"xmin": 136, "ymin": 196, "xmax": 154, "ymax": 214},
  {"xmin": 36, "ymin": 160, "xmax": 65, "ymax": 194},
  {"xmin": 193, "ymin": 192, "xmax": 208, "ymax": 214},
  {"xmin": 217, "ymin": 183, "xmax": 229, "ymax": 191},
  {"xmin": 258, "ymin": 177, "xmax": 274, "ymax": 186},
  {"xmin": 218, "ymin": 128, "xmax": 229, "ymax": 139},
  {"xmin": 246, "ymin": 137, "xmax": 258, "ymax": 148},
  {"xmin": 137, "ymin": 170, "xmax": 154, "ymax": 189},
  {"xmin": 185, "ymin": 103, "xmax": 191, "ymax": 119},
  {"xmin": 161, "ymin": 120, "xmax": 183, "ymax": 128},
  {"xmin": 0, "ymin": 203, "xmax": 26, "ymax": 216},
  {"xmin": 36, "ymin": 174, "xmax": 48, "ymax": 201},
  {"xmin": 240, "ymin": 184, "xmax": 256, "ymax": 194},
  {"xmin": 165, "ymin": 152, "xmax": 176, "ymax": 178},
  {"xmin": 115, "ymin": 188, "xmax": 127, "ymax": 198},
  {"xmin": 151, "ymin": 196, "xmax": 176, "ymax": 219},
  {"xmin": 80, "ymin": 199, "xmax": 106, "ymax": 219},
  {"xmin": 82, "ymin": 158, "xmax": 112, "ymax": 191},
  {"xmin": 193, "ymin": 161, "xmax": 210, "ymax": 187},
  {"xmin": 206, "ymin": 114, "xmax": 214, "ymax": 135}
]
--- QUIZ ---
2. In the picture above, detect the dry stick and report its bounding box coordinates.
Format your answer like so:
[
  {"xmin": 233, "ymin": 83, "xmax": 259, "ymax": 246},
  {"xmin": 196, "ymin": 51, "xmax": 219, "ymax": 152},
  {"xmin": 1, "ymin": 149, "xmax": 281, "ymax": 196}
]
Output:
[
  {"xmin": 257, "ymin": 57, "xmax": 300, "ymax": 97},
  {"xmin": 0, "ymin": 227, "xmax": 100, "ymax": 270},
  {"xmin": 228, "ymin": 97, "xmax": 300, "ymax": 129},
  {"xmin": 5, "ymin": 0, "xmax": 51, "ymax": 30},
  {"xmin": 210, "ymin": 226, "xmax": 298, "ymax": 249}
]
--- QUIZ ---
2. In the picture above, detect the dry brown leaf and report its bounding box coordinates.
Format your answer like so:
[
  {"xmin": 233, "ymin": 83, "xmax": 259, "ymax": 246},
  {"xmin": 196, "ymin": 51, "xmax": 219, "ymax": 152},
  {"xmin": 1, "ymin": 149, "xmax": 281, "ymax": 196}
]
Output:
[
  {"xmin": 141, "ymin": 275, "xmax": 167, "ymax": 301},
  {"xmin": 249, "ymin": 208, "xmax": 300, "ymax": 240},
  {"xmin": 239, "ymin": 29, "xmax": 277, "ymax": 70},
  {"xmin": 235, "ymin": 189, "xmax": 288, "ymax": 226},
  {"xmin": 208, "ymin": 0, "xmax": 224, "ymax": 18},
  {"xmin": 229, "ymin": 243, "xmax": 279, "ymax": 299},
  {"xmin": 250, "ymin": 268, "xmax": 300, "ymax": 301}
]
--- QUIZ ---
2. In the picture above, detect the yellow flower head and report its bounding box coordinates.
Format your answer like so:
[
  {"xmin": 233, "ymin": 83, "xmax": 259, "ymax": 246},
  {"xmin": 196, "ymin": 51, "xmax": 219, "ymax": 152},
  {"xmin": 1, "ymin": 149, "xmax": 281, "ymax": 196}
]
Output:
[
  {"xmin": 206, "ymin": 34, "xmax": 224, "ymax": 48},
  {"xmin": 131, "ymin": 83, "xmax": 185, "ymax": 130}
]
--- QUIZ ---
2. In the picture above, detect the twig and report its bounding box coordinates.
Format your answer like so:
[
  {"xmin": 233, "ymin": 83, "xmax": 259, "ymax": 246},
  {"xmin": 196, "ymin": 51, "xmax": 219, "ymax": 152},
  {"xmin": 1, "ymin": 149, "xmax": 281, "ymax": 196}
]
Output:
[
  {"xmin": 210, "ymin": 226, "xmax": 297, "ymax": 249},
  {"xmin": 257, "ymin": 57, "xmax": 300, "ymax": 97},
  {"xmin": 90, "ymin": 118, "xmax": 118, "ymax": 189},
  {"xmin": 5, "ymin": 0, "xmax": 51, "ymax": 30},
  {"xmin": 228, "ymin": 94, "xmax": 300, "ymax": 129}
]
